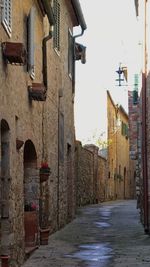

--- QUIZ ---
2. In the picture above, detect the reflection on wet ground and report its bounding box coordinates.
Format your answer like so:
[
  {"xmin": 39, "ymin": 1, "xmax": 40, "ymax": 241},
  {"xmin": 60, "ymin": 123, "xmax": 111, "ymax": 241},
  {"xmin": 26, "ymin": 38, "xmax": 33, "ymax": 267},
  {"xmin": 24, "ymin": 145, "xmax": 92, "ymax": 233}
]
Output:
[
  {"xmin": 65, "ymin": 206, "xmax": 114, "ymax": 266},
  {"xmin": 94, "ymin": 221, "xmax": 111, "ymax": 228},
  {"xmin": 66, "ymin": 243, "xmax": 113, "ymax": 266}
]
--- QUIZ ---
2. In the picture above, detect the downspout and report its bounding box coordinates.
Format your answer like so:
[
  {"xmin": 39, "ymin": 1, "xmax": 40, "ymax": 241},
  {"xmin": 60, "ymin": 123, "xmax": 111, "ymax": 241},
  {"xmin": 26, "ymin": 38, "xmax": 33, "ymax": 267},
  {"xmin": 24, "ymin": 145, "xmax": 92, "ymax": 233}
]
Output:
[
  {"xmin": 40, "ymin": 6, "xmax": 55, "ymax": 229},
  {"xmin": 42, "ymin": 2, "xmax": 55, "ymax": 155},
  {"xmin": 72, "ymin": 0, "xmax": 87, "ymax": 91},
  {"xmin": 142, "ymin": 0, "xmax": 149, "ymax": 233},
  {"xmin": 72, "ymin": 29, "xmax": 84, "ymax": 92},
  {"xmin": 42, "ymin": 27, "xmax": 53, "ymax": 89},
  {"xmin": 42, "ymin": 0, "xmax": 55, "ymax": 89},
  {"xmin": 41, "ymin": 27, "xmax": 53, "ymax": 161}
]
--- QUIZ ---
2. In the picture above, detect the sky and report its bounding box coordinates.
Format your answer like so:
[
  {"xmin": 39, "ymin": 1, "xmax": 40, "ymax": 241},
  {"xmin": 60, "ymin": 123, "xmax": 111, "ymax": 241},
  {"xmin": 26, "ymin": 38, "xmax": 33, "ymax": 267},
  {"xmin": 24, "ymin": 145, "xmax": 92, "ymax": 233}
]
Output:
[{"xmin": 74, "ymin": 0, "xmax": 140, "ymax": 144}]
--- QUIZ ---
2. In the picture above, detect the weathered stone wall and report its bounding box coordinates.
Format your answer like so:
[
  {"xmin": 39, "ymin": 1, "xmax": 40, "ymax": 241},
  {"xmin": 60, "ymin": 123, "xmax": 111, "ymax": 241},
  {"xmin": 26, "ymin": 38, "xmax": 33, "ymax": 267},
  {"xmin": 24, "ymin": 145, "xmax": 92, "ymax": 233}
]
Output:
[
  {"xmin": 97, "ymin": 155, "xmax": 108, "ymax": 202},
  {"xmin": 0, "ymin": 0, "xmax": 77, "ymax": 265},
  {"xmin": 75, "ymin": 142, "xmax": 94, "ymax": 206},
  {"xmin": 75, "ymin": 141, "xmax": 108, "ymax": 207}
]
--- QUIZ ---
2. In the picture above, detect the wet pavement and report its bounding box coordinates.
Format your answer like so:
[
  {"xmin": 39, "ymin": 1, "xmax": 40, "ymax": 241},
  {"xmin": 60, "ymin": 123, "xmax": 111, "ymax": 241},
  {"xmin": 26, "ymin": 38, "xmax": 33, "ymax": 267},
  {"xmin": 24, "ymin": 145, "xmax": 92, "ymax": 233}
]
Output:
[{"xmin": 22, "ymin": 200, "xmax": 150, "ymax": 267}]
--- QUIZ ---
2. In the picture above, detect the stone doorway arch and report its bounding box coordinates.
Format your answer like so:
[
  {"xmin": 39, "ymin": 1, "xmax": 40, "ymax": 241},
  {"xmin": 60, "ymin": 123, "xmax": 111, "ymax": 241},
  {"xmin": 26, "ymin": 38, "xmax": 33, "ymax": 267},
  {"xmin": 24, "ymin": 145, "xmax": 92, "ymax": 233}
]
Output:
[
  {"xmin": 23, "ymin": 140, "xmax": 39, "ymax": 248},
  {"xmin": 0, "ymin": 119, "xmax": 11, "ymax": 256}
]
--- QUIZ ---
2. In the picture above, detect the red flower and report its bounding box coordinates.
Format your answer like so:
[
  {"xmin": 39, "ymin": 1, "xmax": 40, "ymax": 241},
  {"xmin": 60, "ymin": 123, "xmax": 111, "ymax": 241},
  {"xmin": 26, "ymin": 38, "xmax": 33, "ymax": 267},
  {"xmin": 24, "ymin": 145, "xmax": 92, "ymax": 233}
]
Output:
[{"xmin": 41, "ymin": 162, "xmax": 49, "ymax": 168}]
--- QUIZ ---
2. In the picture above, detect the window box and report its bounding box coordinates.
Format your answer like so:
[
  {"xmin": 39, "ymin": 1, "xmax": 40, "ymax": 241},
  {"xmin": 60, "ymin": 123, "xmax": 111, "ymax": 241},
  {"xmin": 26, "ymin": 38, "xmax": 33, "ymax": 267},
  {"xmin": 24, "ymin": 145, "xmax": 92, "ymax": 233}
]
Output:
[
  {"xmin": 2, "ymin": 42, "xmax": 26, "ymax": 65},
  {"xmin": 28, "ymin": 83, "xmax": 46, "ymax": 101}
]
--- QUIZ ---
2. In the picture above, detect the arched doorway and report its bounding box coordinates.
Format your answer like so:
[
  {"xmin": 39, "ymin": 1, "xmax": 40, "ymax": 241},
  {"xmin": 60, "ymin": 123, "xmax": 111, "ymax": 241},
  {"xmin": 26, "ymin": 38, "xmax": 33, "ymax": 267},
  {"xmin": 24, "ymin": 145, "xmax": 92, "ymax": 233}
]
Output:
[
  {"xmin": 0, "ymin": 119, "xmax": 10, "ymax": 255},
  {"xmin": 23, "ymin": 140, "xmax": 39, "ymax": 248}
]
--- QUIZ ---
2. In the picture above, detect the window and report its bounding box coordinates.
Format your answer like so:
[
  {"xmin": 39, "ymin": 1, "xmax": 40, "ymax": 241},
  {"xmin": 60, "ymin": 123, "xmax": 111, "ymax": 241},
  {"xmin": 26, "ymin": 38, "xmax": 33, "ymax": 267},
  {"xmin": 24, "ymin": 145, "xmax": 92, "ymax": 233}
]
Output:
[
  {"xmin": 68, "ymin": 29, "xmax": 74, "ymax": 79},
  {"xmin": 1, "ymin": 0, "xmax": 12, "ymax": 37},
  {"xmin": 27, "ymin": 7, "xmax": 35, "ymax": 79},
  {"xmin": 53, "ymin": 0, "xmax": 60, "ymax": 52},
  {"xmin": 121, "ymin": 121, "xmax": 128, "ymax": 138}
]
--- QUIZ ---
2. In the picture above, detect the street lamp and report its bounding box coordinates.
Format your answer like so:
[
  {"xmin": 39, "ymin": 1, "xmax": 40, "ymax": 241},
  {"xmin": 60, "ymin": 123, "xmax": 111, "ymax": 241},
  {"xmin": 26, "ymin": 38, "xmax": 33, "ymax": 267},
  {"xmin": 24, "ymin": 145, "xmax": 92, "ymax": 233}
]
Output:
[{"xmin": 116, "ymin": 63, "xmax": 128, "ymax": 86}]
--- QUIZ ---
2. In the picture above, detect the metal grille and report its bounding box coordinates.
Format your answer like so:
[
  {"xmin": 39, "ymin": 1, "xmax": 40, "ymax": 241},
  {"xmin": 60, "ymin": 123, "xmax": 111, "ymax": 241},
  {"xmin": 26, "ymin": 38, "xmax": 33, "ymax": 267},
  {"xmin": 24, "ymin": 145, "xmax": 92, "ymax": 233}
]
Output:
[{"xmin": 53, "ymin": 0, "xmax": 60, "ymax": 51}]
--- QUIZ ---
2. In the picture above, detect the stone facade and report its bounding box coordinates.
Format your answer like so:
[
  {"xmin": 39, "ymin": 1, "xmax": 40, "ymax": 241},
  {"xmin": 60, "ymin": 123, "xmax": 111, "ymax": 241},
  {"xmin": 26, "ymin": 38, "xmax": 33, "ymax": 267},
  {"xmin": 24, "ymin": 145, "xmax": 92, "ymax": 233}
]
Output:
[
  {"xmin": 75, "ymin": 141, "xmax": 108, "ymax": 206},
  {"xmin": 133, "ymin": 0, "xmax": 150, "ymax": 233},
  {"xmin": 107, "ymin": 91, "xmax": 136, "ymax": 200},
  {"xmin": 0, "ymin": 1, "xmax": 86, "ymax": 266}
]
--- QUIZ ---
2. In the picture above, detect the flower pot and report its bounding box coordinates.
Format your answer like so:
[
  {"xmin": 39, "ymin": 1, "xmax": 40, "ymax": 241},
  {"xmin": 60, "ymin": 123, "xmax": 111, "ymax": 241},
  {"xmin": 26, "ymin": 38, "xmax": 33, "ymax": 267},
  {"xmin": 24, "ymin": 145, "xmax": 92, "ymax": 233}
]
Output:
[
  {"xmin": 0, "ymin": 255, "xmax": 9, "ymax": 267},
  {"xmin": 40, "ymin": 173, "xmax": 49, "ymax": 183},
  {"xmin": 24, "ymin": 211, "xmax": 38, "ymax": 247},
  {"xmin": 40, "ymin": 228, "xmax": 50, "ymax": 245}
]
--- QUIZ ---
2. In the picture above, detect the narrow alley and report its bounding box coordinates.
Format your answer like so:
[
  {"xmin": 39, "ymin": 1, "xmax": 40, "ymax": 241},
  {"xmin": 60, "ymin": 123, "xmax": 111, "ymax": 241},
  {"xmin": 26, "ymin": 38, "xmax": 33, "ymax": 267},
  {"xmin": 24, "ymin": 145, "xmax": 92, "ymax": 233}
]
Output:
[{"xmin": 22, "ymin": 200, "xmax": 150, "ymax": 267}]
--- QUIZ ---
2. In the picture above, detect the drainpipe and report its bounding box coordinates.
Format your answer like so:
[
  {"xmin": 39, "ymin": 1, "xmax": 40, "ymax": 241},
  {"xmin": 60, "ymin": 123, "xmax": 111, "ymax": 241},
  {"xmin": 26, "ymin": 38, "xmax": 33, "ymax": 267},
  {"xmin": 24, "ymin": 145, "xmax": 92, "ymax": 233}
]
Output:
[
  {"xmin": 42, "ymin": 0, "xmax": 55, "ymax": 89},
  {"xmin": 41, "ymin": 5, "xmax": 54, "ymax": 157},
  {"xmin": 72, "ymin": 29, "xmax": 84, "ymax": 92},
  {"xmin": 42, "ymin": 27, "xmax": 53, "ymax": 89},
  {"xmin": 71, "ymin": 0, "xmax": 87, "ymax": 91},
  {"xmin": 142, "ymin": 0, "xmax": 149, "ymax": 233}
]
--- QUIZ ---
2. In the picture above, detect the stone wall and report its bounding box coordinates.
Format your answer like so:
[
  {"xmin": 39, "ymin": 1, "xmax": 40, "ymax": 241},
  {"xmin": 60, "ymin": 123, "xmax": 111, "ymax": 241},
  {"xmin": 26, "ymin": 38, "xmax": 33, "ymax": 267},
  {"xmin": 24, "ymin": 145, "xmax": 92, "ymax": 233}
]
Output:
[
  {"xmin": 97, "ymin": 155, "xmax": 108, "ymax": 202},
  {"xmin": 75, "ymin": 141, "xmax": 108, "ymax": 207},
  {"xmin": 0, "ymin": 0, "xmax": 79, "ymax": 265}
]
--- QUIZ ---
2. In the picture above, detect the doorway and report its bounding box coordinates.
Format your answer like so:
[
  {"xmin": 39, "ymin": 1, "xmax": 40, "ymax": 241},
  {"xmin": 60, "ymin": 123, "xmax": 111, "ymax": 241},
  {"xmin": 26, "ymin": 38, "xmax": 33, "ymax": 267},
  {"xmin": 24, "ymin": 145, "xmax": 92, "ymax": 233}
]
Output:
[{"xmin": 23, "ymin": 140, "xmax": 39, "ymax": 248}]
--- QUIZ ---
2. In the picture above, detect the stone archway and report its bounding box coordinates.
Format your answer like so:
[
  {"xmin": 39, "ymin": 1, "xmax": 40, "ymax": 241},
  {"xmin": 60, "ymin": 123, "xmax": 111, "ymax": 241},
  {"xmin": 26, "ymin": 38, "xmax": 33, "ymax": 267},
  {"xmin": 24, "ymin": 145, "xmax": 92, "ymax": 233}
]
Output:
[
  {"xmin": 23, "ymin": 140, "xmax": 39, "ymax": 248},
  {"xmin": 0, "ymin": 119, "xmax": 11, "ymax": 255}
]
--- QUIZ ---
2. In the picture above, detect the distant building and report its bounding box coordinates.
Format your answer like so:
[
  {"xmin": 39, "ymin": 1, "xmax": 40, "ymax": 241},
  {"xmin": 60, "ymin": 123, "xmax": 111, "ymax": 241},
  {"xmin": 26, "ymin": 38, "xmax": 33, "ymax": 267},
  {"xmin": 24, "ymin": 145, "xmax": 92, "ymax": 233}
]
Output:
[{"xmin": 107, "ymin": 91, "xmax": 136, "ymax": 200}]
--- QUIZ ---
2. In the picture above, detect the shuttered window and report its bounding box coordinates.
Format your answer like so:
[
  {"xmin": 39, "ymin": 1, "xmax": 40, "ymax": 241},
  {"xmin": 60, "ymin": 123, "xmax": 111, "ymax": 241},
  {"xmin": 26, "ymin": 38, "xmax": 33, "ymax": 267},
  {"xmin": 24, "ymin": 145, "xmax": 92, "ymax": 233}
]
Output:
[
  {"xmin": 121, "ymin": 121, "xmax": 129, "ymax": 138},
  {"xmin": 1, "ymin": 0, "xmax": 12, "ymax": 37},
  {"xmin": 68, "ymin": 29, "xmax": 74, "ymax": 79},
  {"xmin": 27, "ymin": 7, "xmax": 35, "ymax": 79},
  {"xmin": 53, "ymin": 0, "xmax": 60, "ymax": 52}
]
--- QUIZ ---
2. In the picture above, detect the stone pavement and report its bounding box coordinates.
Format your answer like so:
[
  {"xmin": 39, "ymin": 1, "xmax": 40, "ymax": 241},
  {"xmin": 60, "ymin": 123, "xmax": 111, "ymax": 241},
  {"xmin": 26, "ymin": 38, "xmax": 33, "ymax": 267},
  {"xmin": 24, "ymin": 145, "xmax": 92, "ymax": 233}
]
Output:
[{"xmin": 22, "ymin": 200, "xmax": 150, "ymax": 267}]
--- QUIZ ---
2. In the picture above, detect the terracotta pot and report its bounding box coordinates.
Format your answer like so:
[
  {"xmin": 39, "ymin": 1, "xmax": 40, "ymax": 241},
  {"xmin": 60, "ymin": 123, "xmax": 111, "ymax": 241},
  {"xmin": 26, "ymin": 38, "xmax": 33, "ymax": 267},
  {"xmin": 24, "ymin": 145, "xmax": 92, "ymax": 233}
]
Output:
[
  {"xmin": 40, "ymin": 228, "xmax": 50, "ymax": 245},
  {"xmin": 0, "ymin": 255, "xmax": 9, "ymax": 267},
  {"xmin": 40, "ymin": 173, "xmax": 49, "ymax": 183},
  {"xmin": 24, "ymin": 211, "xmax": 38, "ymax": 247}
]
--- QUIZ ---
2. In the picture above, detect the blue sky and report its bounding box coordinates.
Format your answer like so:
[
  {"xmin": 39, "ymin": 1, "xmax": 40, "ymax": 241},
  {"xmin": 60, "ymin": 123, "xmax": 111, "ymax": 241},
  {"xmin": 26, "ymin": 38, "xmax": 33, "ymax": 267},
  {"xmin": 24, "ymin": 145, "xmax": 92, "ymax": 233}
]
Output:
[{"xmin": 74, "ymin": 0, "xmax": 139, "ymax": 144}]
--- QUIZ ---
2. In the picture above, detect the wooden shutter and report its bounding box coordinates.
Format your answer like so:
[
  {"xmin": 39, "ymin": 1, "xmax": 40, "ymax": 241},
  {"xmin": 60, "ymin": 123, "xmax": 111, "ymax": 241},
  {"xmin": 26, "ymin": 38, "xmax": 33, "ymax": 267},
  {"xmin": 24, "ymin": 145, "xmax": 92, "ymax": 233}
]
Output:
[
  {"xmin": 27, "ymin": 7, "xmax": 35, "ymax": 79},
  {"xmin": 2, "ymin": 0, "xmax": 12, "ymax": 37},
  {"xmin": 68, "ymin": 29, "xmax": 74, "ymax": 79},
  {"xmin": 53, "ymin": 0, "xmax": 60, "ymax": 51}
]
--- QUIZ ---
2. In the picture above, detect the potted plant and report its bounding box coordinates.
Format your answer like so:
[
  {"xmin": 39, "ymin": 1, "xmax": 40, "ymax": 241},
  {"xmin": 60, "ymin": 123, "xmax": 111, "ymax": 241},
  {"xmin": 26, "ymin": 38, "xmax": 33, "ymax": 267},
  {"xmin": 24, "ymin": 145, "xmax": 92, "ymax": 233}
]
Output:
[
  {"xmin": 40, "ymin": 227, "xmax": 50, "ymax": 245},
  {"xmin": 39, "ymin": 162, "xmax": 51, "ymax": 183},
  {"xmin": 24, "ymin": 202, "xmax": 38, "ymax": 247},
  {"xmin": 0, "ymin": 255, "xmax": 10, "ymax": 267}
]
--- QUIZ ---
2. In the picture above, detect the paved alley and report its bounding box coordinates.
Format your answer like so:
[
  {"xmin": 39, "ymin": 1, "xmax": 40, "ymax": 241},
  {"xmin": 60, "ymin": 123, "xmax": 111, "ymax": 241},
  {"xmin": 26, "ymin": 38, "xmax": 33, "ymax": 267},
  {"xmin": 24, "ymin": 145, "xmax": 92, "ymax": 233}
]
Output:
[{"xmin": 22, "ymin": 200, "xmax": 150, "ymax": 267}]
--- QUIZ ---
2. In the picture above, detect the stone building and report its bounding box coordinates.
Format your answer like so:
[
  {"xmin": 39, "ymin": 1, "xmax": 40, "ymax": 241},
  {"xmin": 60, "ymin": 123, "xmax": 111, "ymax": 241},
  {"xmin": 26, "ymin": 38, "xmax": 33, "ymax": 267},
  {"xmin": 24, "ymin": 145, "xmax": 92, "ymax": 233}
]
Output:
[
  {"xmin": 133, "ymin": 0, "xmax": 150, "ymax": 233},
  {"xmin": 107, "ymin": 91, "xmax": 136, "ymax": 200},
  {"xmin": 0, "ymin": 0, "xmax": 86, "ymax": 266}
]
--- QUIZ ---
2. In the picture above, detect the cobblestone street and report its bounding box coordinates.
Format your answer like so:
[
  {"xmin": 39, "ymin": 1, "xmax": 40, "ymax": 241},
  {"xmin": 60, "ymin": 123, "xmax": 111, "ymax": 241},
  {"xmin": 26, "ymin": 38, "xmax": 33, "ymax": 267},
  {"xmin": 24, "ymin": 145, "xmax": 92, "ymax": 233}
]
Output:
[{"xmin": 22, "ymin": 200, "xmax": 150, "ymax": 267}]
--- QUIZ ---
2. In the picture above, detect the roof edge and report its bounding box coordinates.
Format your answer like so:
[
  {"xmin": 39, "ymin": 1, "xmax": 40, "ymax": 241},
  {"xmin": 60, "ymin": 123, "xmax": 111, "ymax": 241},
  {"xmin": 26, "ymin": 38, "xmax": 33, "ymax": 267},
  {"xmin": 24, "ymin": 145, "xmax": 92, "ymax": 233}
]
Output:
[{"xmin": 71, "ymin": 0, "xmax": 87, "ymax": 31}]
